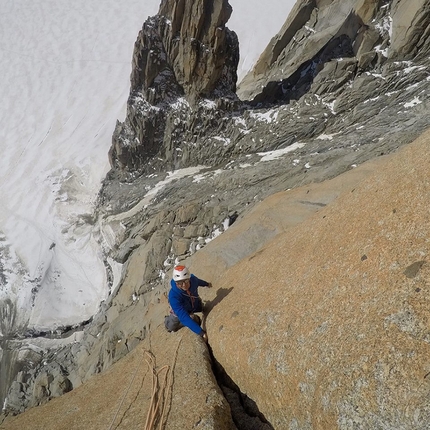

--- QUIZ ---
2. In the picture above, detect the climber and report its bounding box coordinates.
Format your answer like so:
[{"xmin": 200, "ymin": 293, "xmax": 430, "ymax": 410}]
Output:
[{"xmin": 164, "ymin": 265, "xmax": 212, "ymax": 341}]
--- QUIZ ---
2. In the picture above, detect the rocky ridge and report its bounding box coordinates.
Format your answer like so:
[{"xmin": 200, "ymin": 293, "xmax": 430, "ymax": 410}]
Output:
[
  {"xmin": 2, "ymin": 0, "xmax": 430, "ymax": 427},
  {"xmin": 238, "ymin": 0, "xmax": 430, "ymax": 102}
]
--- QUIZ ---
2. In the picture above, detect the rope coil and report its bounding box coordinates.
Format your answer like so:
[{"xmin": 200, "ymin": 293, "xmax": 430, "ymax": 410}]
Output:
[{"xmin": 109, "ymin": 334, "xmax": 183, "ymax": 430}]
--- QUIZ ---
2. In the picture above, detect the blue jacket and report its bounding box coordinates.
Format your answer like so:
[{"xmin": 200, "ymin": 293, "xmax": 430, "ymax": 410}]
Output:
[{"xmin": 169, "ymin": 274, "xmax": 209, "ymax": 335}]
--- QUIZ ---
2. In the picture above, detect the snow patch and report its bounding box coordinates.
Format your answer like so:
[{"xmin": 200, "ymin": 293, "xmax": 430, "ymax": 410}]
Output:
[
  {"xmin": 105, "ymin": 166, "xmax": 207, "ymax": 223},
  {"xmin": 250, "ymin": 109, "xmax": 279, "ymax": 124},
  {"xmin": 258, "ymin": 142, "xmax": 306, "ymax": 162},
  {"xmin": 325, "ymin": 101, "xmax": 336, "ymax": 115},
  {"xmin": 317, "ymin": 133, "xmax": 338, "ymax": 141},
  {"xmin": 200, "ymin": 99, "xmax": 217, "ymax": 109},
  {"xmin": 213, "ymin": 136, "xmax": 231, "ymax": 146},
  {"xmin": 403, "ymin": 97, "xmax": 422, "ymax": 108}
]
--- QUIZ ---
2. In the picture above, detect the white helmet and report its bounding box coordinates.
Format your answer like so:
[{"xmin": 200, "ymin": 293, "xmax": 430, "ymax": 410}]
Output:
[{"xmin": 173, "ymin": 265, "xmax": 190, "ymax": 281}]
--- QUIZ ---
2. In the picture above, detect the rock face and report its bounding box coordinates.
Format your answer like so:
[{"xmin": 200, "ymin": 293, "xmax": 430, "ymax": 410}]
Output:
[
  {"xmin": 5, "ymin": 130, "xmax": 430, "ymax": 428},
  {"xmin": 390, "ymin": 0, "xmax": 430, "ymax": 57},
  {"xmin": 4, "ymin": 0, "xmax": 430, "ymax": 427},
  {"xmin": 155, "ymin": 0, "xmax": 237, "ymax": 100},
  {"xmin": 108, "ymin": 0, "xmax": 240, "ymax": 174},
  {"xmin": 107, "ymin": 0, "xmax": 430, "ymax": 180},
  {"xmin": 2, "ymin": 327, "xmax": 236, "ymax": 430},
  {"xmin": 204, "ymin": 129, "xmax": 430, "ymax": 428},
  {"xmin": 238, "ymin": 0, "xmax": 430, "ymax": 102}
]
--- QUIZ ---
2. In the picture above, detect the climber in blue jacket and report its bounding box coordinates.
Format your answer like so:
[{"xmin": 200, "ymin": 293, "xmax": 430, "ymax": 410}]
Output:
[{"xmin": 164, "ymin": 265, "xmax": 212, "ymax": 341}]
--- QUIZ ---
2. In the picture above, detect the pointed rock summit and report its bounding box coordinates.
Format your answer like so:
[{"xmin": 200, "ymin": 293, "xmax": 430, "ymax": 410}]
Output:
[
  {"xmin": 135, "ymin": 0, "xmax": 238, "ymax": 102},
  {"xmin": 108, "ymin": 0, "xmax": 239, "ymax": 174}
]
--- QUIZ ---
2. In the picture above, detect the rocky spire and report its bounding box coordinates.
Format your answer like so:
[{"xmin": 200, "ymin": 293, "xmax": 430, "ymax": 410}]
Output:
[
  {"xmin": 108, "ymin": 0, "xmax": 239, "ymax": 174},
  {"xmin": 131, "ymin": 0, "xmax": 238, "ymax": 103}
]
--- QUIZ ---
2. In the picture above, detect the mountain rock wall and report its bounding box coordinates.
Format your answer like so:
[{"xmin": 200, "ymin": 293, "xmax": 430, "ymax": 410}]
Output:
[
  {"xmin": 238, "ymin": 0, "xmax": 430, "ymax": 102},
  {"xmin": 3, "ymin": 0, "xmax": 430, "ymax": 426},
  {"xmin": 156, "ymin": 0, "xmax": 237, "ymax": 99},
  {"xmin": 202, "ymin": 128, "xmax": 430, "ymax": 428},
  {"xmin": 5, "ymin": 127, "xmax": 430, "ymax": 429},
  {"xmin": 98, "ymin": 1, "xmax": 430, "ymax": 424},
  {"xmin": 108, "ymin": 0, "xmax": 430, "ymax": 180},
  {"xmin": 390, "ymin": 0, "xmax": 430, "ymax": 57},
  {"xmin": 108, "ymin": 0, "xmax": 240, "ymax": 174}
]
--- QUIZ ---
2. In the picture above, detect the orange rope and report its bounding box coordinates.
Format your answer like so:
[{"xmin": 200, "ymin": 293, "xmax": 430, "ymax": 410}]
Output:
[
  {"xmin": 144, "ymin": 351, "xmax": 170, "ymax": 430},
  {"xmin": 108, "ymin": 333, "xmax": 184, "ymax": 430}
]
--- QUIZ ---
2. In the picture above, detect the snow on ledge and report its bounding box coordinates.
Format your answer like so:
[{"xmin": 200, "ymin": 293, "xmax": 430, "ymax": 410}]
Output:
[{"xmin": 257, "ymin": 142, "xmax": 306, "ymax": 162}]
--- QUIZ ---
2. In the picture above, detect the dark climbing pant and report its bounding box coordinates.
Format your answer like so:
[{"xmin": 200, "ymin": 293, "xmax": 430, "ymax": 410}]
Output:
[{"xmin": 164, "ymin": 313, "xmax": 201, "ymax": 332}]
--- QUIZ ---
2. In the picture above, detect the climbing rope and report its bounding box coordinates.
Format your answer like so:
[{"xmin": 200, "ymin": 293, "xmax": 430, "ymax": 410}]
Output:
[
  {"xmin": 144, "ymin": 351, "xmax": 169, "ymax": 430},
  {"xmin": 108, "ymin": 333, "xmax": 184, "ymax": 430},
  {"xmin": 145, "ymin": 332, "xmax": 184, "ymax": 430}
]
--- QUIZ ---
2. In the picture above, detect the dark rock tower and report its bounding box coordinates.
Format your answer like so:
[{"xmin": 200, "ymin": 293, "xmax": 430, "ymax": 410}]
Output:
[{"xmin": 108, "ymin": 0, "xmax": 240, "ymax": 175}]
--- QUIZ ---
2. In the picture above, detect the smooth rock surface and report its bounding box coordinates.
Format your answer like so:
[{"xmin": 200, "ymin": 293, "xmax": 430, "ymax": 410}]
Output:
[{"xmin": 205, "ymin": 128, "xmax": 430, "ymax": 428}]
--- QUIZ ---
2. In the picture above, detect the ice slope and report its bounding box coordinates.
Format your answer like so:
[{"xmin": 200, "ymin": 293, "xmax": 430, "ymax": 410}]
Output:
[{"xmin": 0, "ymin": 0, "xmax": 295, "ymax": 333}]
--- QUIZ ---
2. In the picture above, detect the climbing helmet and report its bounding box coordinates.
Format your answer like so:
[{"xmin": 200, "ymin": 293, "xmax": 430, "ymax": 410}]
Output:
[{"xmin": 173, "ymin": 265, "xmax": 190, "ymax": 281}]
